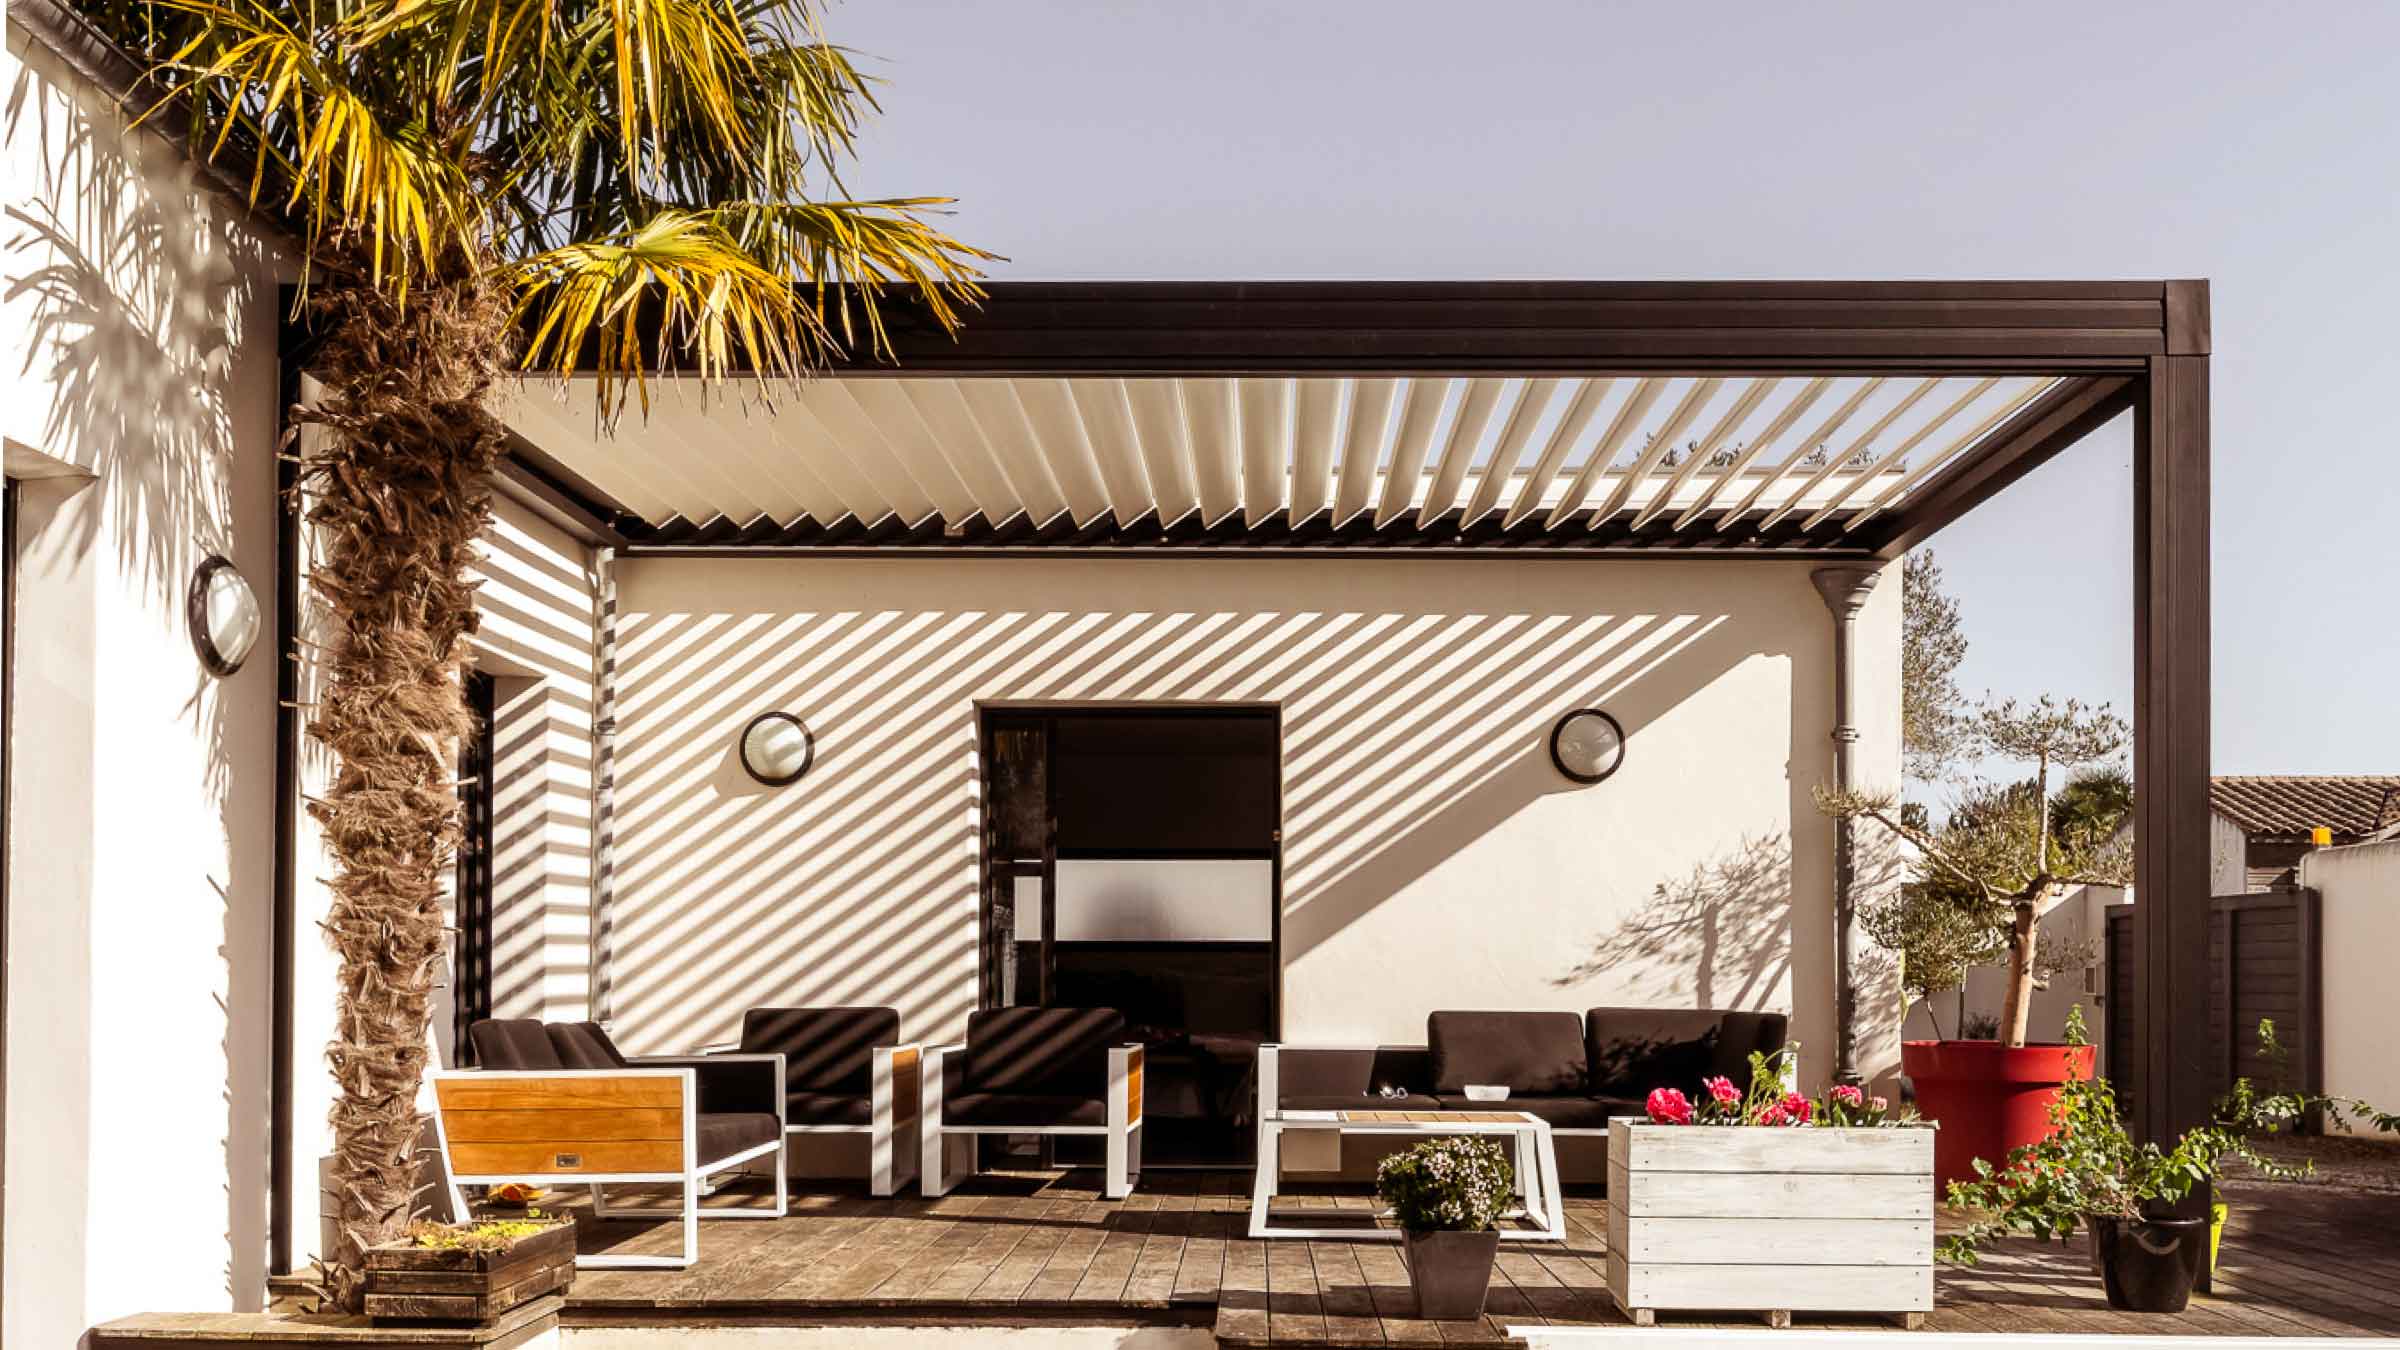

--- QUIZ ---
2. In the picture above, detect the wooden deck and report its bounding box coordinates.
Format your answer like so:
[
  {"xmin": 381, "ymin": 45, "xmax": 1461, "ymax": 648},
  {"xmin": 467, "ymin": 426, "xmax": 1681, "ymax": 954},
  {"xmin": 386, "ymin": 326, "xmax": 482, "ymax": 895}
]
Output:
[{"xmin": 557, "ymin": 1170, "xmax": 2400, "ymax": 1346}]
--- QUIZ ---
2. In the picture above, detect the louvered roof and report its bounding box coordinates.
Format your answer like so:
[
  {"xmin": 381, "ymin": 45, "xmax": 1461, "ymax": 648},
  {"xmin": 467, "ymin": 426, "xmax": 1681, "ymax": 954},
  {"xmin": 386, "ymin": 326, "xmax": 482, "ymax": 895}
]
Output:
[{"xmin": 501, "ymin": 371, "xmax": 2071, "ymax": 550}]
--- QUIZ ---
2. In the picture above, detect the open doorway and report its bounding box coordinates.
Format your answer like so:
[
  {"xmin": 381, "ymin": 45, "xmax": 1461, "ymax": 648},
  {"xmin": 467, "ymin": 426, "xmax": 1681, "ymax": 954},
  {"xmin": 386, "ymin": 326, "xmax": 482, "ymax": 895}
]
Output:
[{"xmin": 981, "ymin": 706, "xmax": 1280, "ymax": 1166}]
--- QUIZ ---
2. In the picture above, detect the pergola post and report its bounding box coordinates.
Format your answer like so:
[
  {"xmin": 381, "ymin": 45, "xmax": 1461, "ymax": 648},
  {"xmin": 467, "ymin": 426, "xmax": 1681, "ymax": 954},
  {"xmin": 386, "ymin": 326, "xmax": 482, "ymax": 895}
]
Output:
[{"xmin": 2131, "ymin": 283, "xmax": 2213, "ymax": 1168}]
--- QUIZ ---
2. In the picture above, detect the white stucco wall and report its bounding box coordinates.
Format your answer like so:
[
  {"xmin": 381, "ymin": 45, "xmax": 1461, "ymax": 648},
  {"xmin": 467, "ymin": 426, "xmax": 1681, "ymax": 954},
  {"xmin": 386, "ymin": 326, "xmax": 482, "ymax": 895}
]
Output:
[
  {"xmin": 3, "ymin": 27, "xmax": 286, "ymax": 1347},
  {"xmin": 606, "ymin": 554, "xmax": 1902, "ymax": 1088},
  {"xmin": 2298, "ymin": 838, "xmax": 2400, "ymax": 1111},
  {"xmin": 464, "ymin": 496, "xmax": 604, "ymax": 1029}
]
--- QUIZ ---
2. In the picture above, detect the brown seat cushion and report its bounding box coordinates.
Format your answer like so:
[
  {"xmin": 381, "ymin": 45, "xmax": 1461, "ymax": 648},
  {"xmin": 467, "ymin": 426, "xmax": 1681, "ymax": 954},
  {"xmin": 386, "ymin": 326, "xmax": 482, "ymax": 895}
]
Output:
[
  {"xmin": 740, "ymin": 1007, "xmax": 899, "ymax": 1094},
  {"xmin": 696, "ymin": 1112, "xmax": 781, "ymax": 1162},
  {"xmin": 1427, "ymin": 1011, "xmax": 1589, "ymax": 1094},
  {"xmin": 943, "ymin": 1092, "xmax": 1108, "ymax": 1128},
  {"xmin": 784, "ymin": 1091, "xmax": 873, "ymax": 1126},
  {"xmin": 962, "ymin": 1007, "xmax": 1125, "ymax": 1095}
]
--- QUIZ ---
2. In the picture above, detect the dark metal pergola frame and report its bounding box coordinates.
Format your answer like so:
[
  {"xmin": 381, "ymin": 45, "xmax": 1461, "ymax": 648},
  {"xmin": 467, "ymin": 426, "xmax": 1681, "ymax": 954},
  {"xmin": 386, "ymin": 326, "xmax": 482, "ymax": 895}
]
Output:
[{"xmin": 502, "ymin": 277, "xmax": 2212, "ymax": 1139}]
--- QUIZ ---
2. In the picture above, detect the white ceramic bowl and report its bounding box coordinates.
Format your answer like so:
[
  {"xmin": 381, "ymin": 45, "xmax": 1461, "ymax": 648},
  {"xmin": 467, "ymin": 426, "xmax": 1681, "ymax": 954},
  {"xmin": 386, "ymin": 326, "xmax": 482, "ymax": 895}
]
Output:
[{"xmin": 1463, "ymin": 1084, "xmax": 1510, "ymax": 1102}]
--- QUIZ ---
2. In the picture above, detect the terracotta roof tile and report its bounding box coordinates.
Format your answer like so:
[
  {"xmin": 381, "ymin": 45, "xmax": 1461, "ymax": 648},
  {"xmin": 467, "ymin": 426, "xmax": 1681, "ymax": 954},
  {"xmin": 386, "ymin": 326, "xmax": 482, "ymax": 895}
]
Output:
[{"xmin": 2209, "ymin": 775, "xmax": 2400, "ymax": 840}]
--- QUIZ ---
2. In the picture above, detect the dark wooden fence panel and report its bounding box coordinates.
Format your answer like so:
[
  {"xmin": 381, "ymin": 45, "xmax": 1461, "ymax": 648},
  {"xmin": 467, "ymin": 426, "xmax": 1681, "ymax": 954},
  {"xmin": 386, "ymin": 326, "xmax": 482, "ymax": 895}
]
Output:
[{"xmin": 2103, "ymin": 887, "xmax": 2323, "ymax": 1128}]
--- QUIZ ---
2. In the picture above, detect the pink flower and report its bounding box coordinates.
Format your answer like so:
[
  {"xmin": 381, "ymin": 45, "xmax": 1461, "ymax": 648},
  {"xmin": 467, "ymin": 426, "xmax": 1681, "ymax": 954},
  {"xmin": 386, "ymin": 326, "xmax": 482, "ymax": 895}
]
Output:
[
  {"xmin": 1830, "ymin": 1084, "xmax": 1864, "ymax": 1108},
  {"xmin": 1703, "ymin": 1075, "xmax": 1741, "ymax": 1105},
  {"xmin": 1645, "ymin": 1086, "xmax": 1694, "ymax": 1125},
  {"xmin": 1779, "ymin": 1092, "xmax": 1814, "ymax": 1125},
  {"xmin": 1870, "ymin": 1095, "xmax": 1889, "ymax": 1113},
  {"xmin": 1755, "ymin": 1102, "xmax": 1787, "ymax": 1127}
]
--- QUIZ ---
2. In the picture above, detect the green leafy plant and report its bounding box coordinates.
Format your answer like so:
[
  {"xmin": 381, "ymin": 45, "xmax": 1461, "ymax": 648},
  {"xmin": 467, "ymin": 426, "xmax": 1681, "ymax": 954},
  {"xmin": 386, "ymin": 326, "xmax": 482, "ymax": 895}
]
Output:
[
  {"xmin": 1376, "ymin": 1138, "xmax": 1516, "ymax": 1233},
  {"xmin": 1939, "ymin": 1007, "xmax": 2310, "ymax": 1264}
]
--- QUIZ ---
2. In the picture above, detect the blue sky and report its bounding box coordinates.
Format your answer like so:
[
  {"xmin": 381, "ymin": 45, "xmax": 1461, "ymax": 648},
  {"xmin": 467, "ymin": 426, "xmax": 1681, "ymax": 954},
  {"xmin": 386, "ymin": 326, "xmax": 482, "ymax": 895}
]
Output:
[{"xmin": 829, "ymin": 0, "xmax": 2399, "ymax": 773}]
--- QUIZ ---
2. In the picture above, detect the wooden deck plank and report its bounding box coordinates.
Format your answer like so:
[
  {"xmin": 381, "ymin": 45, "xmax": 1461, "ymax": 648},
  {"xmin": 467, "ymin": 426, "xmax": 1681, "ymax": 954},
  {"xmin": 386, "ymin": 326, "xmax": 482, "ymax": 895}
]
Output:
[
  {"xmin": 1067, "ymin": 1187, "xmax": 1158, "ymax": 1305},
  {"xmin": 1217, "ymin": 1231, "xmax": 1272, "ymax": 1345},
  {"xmin": 1266, "ymin": 1229, "xmax": 1328, "ymax": 1343},
  {"xmin": 1124, "ymin": 1173, "xmax": 1197, "ymax": 1306},
  {"xmin": 1312, "ymin": 1240, "xmax": 1386, "ymax": 1344}
]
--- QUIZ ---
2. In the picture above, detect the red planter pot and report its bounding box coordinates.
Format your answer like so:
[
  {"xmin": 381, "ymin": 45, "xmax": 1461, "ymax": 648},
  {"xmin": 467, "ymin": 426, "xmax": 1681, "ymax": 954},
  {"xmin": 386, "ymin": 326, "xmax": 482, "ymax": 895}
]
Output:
[{"xmin": 1901, "ymin": 1039, "xmax": 2095, "ymax": 1193}]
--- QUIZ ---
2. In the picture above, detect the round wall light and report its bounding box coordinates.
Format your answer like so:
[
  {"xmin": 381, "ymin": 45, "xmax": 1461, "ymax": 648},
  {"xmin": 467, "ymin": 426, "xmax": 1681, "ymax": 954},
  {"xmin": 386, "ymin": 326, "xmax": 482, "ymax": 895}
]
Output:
[
  {"xmin": 739, "ymin": 711, "xmax": 815, "ymax": 786},
  {"xmin": 1549, "ymin": 708, "xmax": 1626, "ymax": 785},
  {"xmin": 187, "ymin": 555, "xmax": 261, "ymax": 678}
]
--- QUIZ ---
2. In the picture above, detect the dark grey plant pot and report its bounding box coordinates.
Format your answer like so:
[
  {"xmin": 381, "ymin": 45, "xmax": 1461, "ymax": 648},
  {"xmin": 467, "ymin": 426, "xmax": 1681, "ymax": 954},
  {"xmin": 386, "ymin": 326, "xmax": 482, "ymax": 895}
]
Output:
[
  {"xmin": 2090, "ymin": 1214, "xmax": 2207, "ymax": 1313},
  {"xmin": 1401, "ymin": 1228, "xmax": 1500, "ymax": 1320}
]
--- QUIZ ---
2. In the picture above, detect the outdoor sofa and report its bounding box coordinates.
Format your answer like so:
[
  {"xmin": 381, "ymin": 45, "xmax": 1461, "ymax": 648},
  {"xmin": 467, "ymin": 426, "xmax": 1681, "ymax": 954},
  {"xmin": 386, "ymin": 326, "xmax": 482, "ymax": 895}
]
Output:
[
  {"xmin": 1256, "ymin": 1006, "xmax": 1788, "ymax": 1179},
  {"xmin": 433, "ymin": 1019, "xmax": 786, "ymax": 1268},
  {"xmin": 735, "ymin": 1005, "xmax": 920, "ymax": 1196},
  {"xmin": 921, "ymin": 1006, "xmax": 1146, "ymax": 1198}
]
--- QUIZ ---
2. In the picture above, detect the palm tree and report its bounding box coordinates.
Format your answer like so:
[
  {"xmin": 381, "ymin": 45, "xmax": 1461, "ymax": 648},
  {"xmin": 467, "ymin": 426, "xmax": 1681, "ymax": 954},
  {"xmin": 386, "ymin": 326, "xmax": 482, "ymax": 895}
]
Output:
[{"xmin": 88, "ymin": 0, "xmax": 992, "ymax": 1306}]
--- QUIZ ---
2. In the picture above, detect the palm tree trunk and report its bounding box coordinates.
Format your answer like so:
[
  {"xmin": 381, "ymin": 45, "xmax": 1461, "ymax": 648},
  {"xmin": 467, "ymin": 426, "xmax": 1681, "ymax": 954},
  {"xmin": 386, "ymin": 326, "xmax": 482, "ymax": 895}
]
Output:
[{"xmin": 298, "ymin": 277, "xmax": 511, "ymax": 1309}]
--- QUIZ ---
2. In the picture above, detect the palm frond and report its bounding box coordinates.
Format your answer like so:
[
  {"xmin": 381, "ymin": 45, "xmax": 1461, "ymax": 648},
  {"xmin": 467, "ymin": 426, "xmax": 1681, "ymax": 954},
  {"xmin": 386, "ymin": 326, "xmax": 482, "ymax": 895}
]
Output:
[
  {"xmin": 508, "ymin": 209, "xmax": 826, "ymax": 414},
  {"xmin": 139, "ymin": 0, "xmax": 482, "ymax": 289},
  {"xmin": 717, "ymin": 198, "xmax": 994, "ymax": 358}
]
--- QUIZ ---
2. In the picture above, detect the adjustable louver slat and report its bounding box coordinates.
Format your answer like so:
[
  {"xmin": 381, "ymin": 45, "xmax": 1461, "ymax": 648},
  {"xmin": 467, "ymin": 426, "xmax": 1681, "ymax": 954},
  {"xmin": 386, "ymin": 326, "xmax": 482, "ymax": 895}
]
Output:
[
  {"xmin": 1290, "ymin": 379, "xmax": 1344, "ymax": 522},
  {"xmin": 1334, "ymin": 379, "xmax": 1399, "ymax": 526},
  {"xmin": 1123, "ymin": 379, "xmax": 1202, "ymax": 527},
  {"xmin": 1239, "ymin": 378, "xmax": 1294, "ymax": 524},
  {"xmin": 1420, "ymin": 378, "xmax": 1504, "ymax": 521},
  {"xmin": 1374, "ymin": 379, "xmax": 1452, "ymax": 528}
]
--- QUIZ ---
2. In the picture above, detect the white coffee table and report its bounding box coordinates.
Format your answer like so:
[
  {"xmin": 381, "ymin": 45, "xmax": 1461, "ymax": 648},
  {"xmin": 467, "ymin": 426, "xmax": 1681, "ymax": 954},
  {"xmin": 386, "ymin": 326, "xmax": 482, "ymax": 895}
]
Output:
[{"xmin": 1248, "ymin": 1107, "xmax": 1566, "ymax": 1241}]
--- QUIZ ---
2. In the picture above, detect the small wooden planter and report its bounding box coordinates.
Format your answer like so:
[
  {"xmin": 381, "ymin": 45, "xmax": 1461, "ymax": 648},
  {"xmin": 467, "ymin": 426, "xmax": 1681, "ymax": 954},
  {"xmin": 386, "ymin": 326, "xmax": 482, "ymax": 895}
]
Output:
[
  {"xmin": 1606, "ymin": 1118, "xmax": 1934, "ymax": 1329},
  {"xmin": 364, "ymin": 1221, "xmax": 575, "ymax": 1324}
]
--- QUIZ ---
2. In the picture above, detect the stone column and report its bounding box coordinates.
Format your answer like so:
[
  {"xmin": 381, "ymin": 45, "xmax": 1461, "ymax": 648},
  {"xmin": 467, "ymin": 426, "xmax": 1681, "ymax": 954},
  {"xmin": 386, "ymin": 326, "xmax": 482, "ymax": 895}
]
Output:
[{"xmin": 1812, "ymin": 564, "xmax": 1884, "ymax": 1086}]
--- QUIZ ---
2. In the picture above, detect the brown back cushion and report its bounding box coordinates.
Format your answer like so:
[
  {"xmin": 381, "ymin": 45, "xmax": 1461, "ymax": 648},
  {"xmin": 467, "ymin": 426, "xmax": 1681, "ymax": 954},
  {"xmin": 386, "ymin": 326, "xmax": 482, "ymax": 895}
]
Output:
[
  {"xmin": 468, "ymin": 1019, "xmax": 561, "ymax": 1070},
  {"xmin": 1428, "ymin": 1011, "xmax": 1589, "ymax": 1094},
  {"xmin": 962, "ymin": 1007, "xmax": 1125, "ymax": 1094},
  {"xmin": 1584, "ymin": 1007, "xmax": 1789, "ymax": 1097},
  {"xmin": 547, "ymin": 1022, "xmax": 630, "ymax": 1070},
  {"xmin": 741, "ymin": 1006, "xmax": 900, "ymax": 1093}
]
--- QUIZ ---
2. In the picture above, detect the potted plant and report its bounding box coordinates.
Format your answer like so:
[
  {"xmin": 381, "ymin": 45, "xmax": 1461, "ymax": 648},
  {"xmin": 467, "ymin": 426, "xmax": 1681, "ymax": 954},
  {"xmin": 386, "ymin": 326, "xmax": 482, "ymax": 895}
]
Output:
[
  {"xmin": 361, "ymin": 1196, "xmax": 574, "ymax": 1324},
  {"xmin": 1611, "ymin": 1047, "xmax": 1935, "ymax": 1328},
  {"xmin": 1940, "ymin": 1007, "xmax": 2331, "ymax": 1313},
  {"xmin": 1822, "ymin": 694, "xmax": 2129, "ymax": 1188},
  {"xmin": 1375, "ymin": 1137, "xmax": 1516, "ymax": 1319}
]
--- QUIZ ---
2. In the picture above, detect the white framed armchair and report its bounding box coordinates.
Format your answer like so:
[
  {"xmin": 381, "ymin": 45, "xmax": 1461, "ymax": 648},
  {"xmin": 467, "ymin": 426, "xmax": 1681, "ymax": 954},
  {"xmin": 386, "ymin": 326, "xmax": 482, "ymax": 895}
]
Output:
[
  {"xmin": 433, "ymin": 1019, "xmax": 786, "ymax": 1269},
  {"xmin": 735, "ymin": 1006, "xmax": 921, "ymax": 1196},
  {"xmin": 921, "ymin": 1007, "xmax": 1143, "ymax": 1199}
]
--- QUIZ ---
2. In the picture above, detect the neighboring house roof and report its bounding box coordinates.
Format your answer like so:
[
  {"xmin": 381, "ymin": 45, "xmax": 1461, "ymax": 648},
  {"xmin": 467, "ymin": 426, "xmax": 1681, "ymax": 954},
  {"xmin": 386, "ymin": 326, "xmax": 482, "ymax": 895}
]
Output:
[{"xmin": 2209, "ymin": 775, "xmax": 2400, "ymax": 842}]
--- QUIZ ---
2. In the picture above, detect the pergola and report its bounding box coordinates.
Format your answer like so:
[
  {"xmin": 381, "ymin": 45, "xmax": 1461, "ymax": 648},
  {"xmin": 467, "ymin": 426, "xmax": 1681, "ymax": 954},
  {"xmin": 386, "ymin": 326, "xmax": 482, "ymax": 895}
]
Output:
[{"xmin": 493, "ymin": 279, "xmax": 2211, "ymax": 1145}]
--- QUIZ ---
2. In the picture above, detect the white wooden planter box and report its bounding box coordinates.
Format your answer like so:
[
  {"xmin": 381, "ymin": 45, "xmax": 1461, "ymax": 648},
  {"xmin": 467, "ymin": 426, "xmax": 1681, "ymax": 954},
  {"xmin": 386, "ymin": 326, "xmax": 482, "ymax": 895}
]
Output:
[{"xmin": 1606, "ymin": 1117, "xmax": 1934, "ymax": 1329}]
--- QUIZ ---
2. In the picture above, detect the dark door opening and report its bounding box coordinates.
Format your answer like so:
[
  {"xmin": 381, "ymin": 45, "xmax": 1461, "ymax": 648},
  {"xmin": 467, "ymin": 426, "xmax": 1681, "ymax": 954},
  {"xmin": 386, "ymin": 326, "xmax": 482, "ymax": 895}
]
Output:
[
  {"xmin": 451, "ymin": 669, "xmax": 497, "ymax": 1061},
  {"xmin": 981, "ymin": 707, "xmax": 1280, "ymax": 1166}
]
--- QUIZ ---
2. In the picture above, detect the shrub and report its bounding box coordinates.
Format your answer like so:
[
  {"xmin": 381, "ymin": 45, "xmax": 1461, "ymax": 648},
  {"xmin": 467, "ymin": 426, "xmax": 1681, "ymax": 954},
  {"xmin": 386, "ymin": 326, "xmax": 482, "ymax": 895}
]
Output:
[{"xmin": 1376, "ymin": 1137, "xmax": 1516, "ymax": 1233}]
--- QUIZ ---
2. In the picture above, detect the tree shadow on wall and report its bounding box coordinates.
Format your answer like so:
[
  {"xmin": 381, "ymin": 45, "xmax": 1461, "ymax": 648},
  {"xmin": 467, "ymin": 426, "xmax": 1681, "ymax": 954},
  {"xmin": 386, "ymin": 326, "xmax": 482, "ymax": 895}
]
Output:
[{"xmin": 1552, "ymin": 832, "xmax": 1795, "ymax": 1011}]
